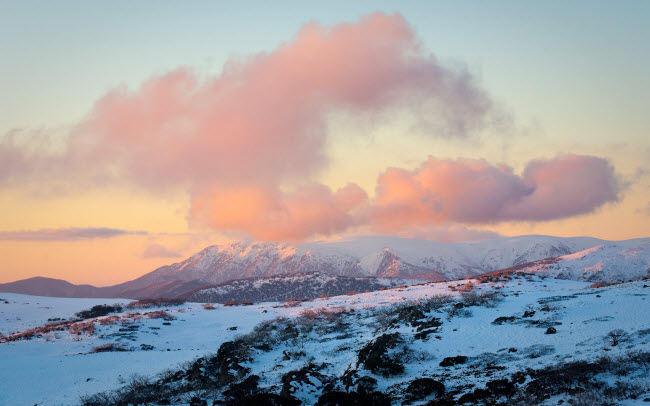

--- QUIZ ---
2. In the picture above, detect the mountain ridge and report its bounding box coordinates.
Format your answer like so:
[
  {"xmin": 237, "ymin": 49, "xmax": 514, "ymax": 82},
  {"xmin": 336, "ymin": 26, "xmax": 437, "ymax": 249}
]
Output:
[{"xmin": 1, "ymin": 234, "xmax": 648, "ymax": 299}]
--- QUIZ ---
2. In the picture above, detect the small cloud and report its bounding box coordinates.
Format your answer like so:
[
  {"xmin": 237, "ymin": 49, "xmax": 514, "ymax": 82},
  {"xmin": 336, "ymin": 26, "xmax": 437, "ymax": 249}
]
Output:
[
  {"xmin": 638, "ymin": 202, "xmax": 650, "ymax": 217},
  {"xmin": 141, "ymin": 244, "xmax": 182, "ymax": 259},
  {"xmin": 0, "ymin": 227, "xmax": 147, "ymax": 241},
  {"xmin": 395, "ymin": 224, "xmax": 503, "ymax": 243}
]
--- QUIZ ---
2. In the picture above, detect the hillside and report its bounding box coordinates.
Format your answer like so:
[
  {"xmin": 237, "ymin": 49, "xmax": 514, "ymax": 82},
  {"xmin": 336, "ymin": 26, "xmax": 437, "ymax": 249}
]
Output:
[
  {"xmin": 1, "ymin": 274, "xmax": 649, "ymax": 405},
  {"xmin": 497, "ymin": 242, "xmax": 650, "ymax": 283}
]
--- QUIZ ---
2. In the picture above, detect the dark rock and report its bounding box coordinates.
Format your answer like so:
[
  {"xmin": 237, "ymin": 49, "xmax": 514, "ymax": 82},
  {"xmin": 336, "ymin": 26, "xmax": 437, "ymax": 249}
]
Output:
[
  {"xmin": 281, "ymin": 364, "xmax": 330, "ymax": 398},
  {"xmin": 316, "ymin": 391, "xmax": 391, "ymax": 406},
  {"xmin": 439, "ymin": 355, "xmax": 468, "ymax": 367},
  {"xmin": 414, "ymin": 328, "xmax": 439, "ymax": 340},
  {"xmin": 545, "ymin": 327, "xmax": 557, "ymax": 334},
  {"xmin": 457, "ymin": 388, "xmax": 490, "ymax": 404},
  {"xmin": 355, "ymin": 376, "xmax": 378, "ymax": 394},
  {"xmin": 492, "ymin": 316, "xmax": 516, "ymax": 325},
  {"xmin": 357, "ymin": 333, "xmax": 404, "ymax": 377},
  {"xmin": 189, "ymin": 397, "xmax": 207, "ymax": 406},
  {"xmin": 486, "ymin": 379, "xmax": 515, "ymax": 396},
  {"xmin": 405, "ymin": 378, "xmax": 445, "ymax": 401},
  {"xmin": 203, "ymin": 340, "xmax": 252, "ymax": 386},
  {"xmin": 224, "ymin": 393, "xmax": 300, "ymax": 406},
  {"xmin": 224, "ymin": 375, "xmax": 260, "ymax": 399}
]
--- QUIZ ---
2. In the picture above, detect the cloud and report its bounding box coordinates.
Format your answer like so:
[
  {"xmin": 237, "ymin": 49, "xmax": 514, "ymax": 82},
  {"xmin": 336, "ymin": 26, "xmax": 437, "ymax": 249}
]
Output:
[
  {"xmin": 1, "ymin": 12, "xmax": 495, "ymax": 194},
  {"xmin": 141, "ymin": 244, "xmax": 182, "ymax": 259},
  {"xmin": 192, "ymin": 153, "xmax": 622, "ymax": 241},
  {"xmin": 190, "ymin": 183, "xmax": 367, "ymax": 241},
  {"xmin": 0, "ymin": 227, "xmax": 147, "ymax": 241},
  {"xmin": 638, "ymin": 202, "xmax": 650, "ymax": 217},
  {"xmin": 392, "ymin": 225, "xmax": 503, "ymax": 243},
  {"xmin": 368, "ymin": 154, "xmax": 622, "ymax": 230}
]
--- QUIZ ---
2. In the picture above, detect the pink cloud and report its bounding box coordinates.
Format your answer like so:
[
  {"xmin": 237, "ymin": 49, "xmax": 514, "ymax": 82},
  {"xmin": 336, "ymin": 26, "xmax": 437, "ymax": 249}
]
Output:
[
  {"xmin": 190, "ymin": 154, "xmax": 621, "ymax": 241},
  {"xmin": 500, "ymin": 154, "xmax": 621, "ymax": 220},
  {"xmin": 392, "ymin": 225, "xmax": 502, "ymax": 243},
  {"xmin": 141, "ymin": 244, "xmax": 181, "ymax": 259},
  {"xmin": 368, "ymin": 154, "xmax": 621, "ymax": 231},
  {"xmin": 190, "ymin": 183, "xmax": 367, "ymax": 241},
  {"xmin": 0, "ymin": 227, "xmax": 146, "ymax": 241},
  {"xmin": 2, "ymin": 13, "xmax": 494, "ymax": 192},
  {"xmin": 56, "ymin": 12, "xmax": 492, "ymax": 193}
]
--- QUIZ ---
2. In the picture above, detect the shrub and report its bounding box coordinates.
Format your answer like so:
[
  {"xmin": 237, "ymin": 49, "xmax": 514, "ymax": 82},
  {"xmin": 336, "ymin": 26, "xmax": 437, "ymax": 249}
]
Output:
[
  {"xmin": 202, "ymin": 303, "xmax": 216, "ymax": 310},
  {"xmin": 282, "ymin": 298, "xmax": 304, "ymax": 307},
  {"xmin": 419, "ymin": 294, "xmax": 454, "ymax": 311},
  {"xmin": 91, "ymin": 343, "xmax": 130, "ymax": 353},
  {"xmin": 69, "ymin": 321, "xmax": 96, "ymax": 336},
  {"xmin": 444, "ymin": 306, "xmax": 473, "ymax": 319},
  {"xmin": 126, "ymin": 298, "xmax": 185, "ymax": 309},
  {"xmin": 98, "ymin": 315, "xmax": 121, "ymax": 325},
  {"xmin": 146, "ymin": 310, "xmax": 175, "ymax": 320},
  {"xmin": 606, "ymin": 329, "xmax": 628, "ymax": 347},
  {"xmin": 76, "ymin": 304, "xmax": 123, "ymax": 319},
  {"xmin": 461, "ymin": 291, "xmax": 503, "ymax": 307}
]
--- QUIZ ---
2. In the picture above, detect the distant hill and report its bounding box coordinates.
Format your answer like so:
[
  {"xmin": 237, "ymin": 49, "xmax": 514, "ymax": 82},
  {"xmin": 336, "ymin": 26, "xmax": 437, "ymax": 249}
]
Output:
[{"xmin": 512, "ymin": 242, "xmax": 650, "ymax": 282}]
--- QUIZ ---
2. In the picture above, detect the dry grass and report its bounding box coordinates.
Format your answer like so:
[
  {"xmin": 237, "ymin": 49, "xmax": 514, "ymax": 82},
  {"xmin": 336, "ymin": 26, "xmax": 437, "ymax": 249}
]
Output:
[{"xmin": 126, "ymin": 298, "xmax": 185, "ymax": 309}]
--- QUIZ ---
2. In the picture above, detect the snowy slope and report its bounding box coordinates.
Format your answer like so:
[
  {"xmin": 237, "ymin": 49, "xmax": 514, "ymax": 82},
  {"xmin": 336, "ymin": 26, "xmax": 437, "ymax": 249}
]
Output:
[
  {"xmin": 520, "ymin": 242, "xmax": 650, "ymax": 282},
  {"xmin": 2, "ymin": 276, "xmax": 650, "ymax": 405}
]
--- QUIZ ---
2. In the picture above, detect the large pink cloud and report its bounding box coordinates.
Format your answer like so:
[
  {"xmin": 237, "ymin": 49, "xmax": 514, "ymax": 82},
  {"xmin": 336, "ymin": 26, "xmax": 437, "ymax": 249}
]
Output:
[
  {"xmin": 9, "ymin": 11, "xmax": 491, "ymax": 193},
  {"xmin": 189, "ymin": 183, "xmax": 367, "ymax": 241},
  {"xmin": 190, "ymin": 154, "xmax": 621, "ymax": 241},
  {"xmin": 368, "ymin": 154, "xmax": 621, "ymax": 231}
]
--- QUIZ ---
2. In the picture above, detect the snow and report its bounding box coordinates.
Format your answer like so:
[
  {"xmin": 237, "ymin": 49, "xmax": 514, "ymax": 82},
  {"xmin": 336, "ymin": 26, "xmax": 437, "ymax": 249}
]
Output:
[
  {"xmin": 0, "ymin": 293, "xmax": 126, "ymax": 334},
  {"xmin": 527, "ymin": 242, "xmax": 650, "ymax": 282},
  {"xmin": 2, "ymin": 273, "xmax": 649, "ymax": 405}
]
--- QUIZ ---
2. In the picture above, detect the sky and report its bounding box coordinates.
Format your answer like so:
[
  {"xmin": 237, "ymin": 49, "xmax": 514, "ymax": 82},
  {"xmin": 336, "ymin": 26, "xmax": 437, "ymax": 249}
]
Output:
[{"xmin": 1, "ymin": 1, "xmax": 649, "ymax": 285}]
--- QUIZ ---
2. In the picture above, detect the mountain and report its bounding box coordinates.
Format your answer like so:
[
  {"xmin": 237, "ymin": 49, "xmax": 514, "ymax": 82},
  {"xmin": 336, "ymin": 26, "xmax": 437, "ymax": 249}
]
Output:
[
  {"xmin": 132, "ymin": 235, "xmax": 622, "ymax": 286},
  {"xmin": 1, "ymin": 235, "xmax": 648, "ymax": 299},
  {"xmin": 512, "ymin": 242, "xmax": 650, "ymax": 282},
  {"xmin": 181, "ymin": 272, "xmax": 409, "ymax": 303},
  {"xmin": 0, "ymin": 277, "xmax": 105, "ymax": 298}
]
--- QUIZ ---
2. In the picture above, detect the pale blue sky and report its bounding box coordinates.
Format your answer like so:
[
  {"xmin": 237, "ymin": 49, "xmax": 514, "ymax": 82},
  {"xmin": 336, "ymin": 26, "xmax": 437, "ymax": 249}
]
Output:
[{"xmin": 1, "ymin": 0, "xmax": 649, "ymax": 146}]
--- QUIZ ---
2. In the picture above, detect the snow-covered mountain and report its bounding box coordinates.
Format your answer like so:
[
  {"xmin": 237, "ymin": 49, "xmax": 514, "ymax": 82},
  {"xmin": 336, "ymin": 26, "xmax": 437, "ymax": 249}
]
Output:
[
  {"xmin": 133, "ymin": 235, "xmax": 641, "ymax": 287},
  {"xmin": 2, "ymin": 235, "xmax": 648, "ymax": 299},
  {"xmin": 515, "ymin": 242, "xmax": 650, "ymax": 282}
]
